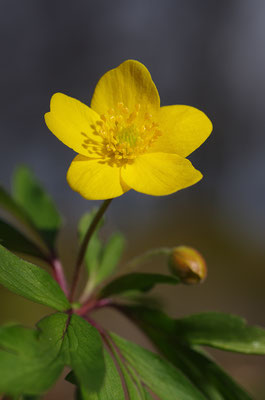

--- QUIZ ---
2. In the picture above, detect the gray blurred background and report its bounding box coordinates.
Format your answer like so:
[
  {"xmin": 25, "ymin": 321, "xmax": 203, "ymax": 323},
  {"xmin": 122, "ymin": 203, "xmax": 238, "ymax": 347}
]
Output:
[{"xmin": 1, "ymin": 0, "xmax": 265, "ymax": 398}]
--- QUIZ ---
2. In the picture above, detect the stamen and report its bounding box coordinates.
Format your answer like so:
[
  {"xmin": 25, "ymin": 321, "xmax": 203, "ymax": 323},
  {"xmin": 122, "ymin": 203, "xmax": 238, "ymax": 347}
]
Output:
[{"xmin": 91, "ymin": 102, "xmax": 162, "ymax": 164}]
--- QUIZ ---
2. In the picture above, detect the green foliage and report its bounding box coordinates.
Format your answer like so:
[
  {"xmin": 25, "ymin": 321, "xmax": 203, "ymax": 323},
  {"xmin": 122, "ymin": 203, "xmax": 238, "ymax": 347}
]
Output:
[
  {"xmin": 107, "ymin": 340, "xmax": 146, "ymax": 399},
  {"xmin": 120, "ymin": 306, "xmax": 253, "ymax": 399},
  {"xmin": 118, "ymin": 362, "xmax": 145, "ymax": 399},
  {"xmin": 0, "ymin": 313, "xmax": 105, "ymax": 397},
  {"xmin": 0, "ymin": 185, "xmax": 33, "ymax": 230},
  {"xmin": 12, "ymin": 166, "xmax": 61, "ymax": 249},
  {"xmin": 0, "ymin": 218, "xmax": 44, "ymax": 258},
  {"xmin": 78, "ymin": 210, "xmax": 125, "ymax": 287},
  {"xmin": 68, "ymin": 349, "xmax": 124, "ymax": 400},
  {"xmin": 0, "ymin": 316, "xmax": 64, "ymax": 395},
  {"xmin": 111, "ymin": 333, "xmax": 205, "ymax": 400},
  {"xmin": 1, "ymin": 166, "xmax": 265, "ymax": 399},
  {"xmin": 0, "ymin": 245, "xmax": 70, "ymax": 311},
  {"xmin": 174, "ymin": 312, "xmax": 265, "ymax": 354},
  {"xmin": 100, "ymin": 272, "xmax": 179, "ymax": 298},
  {"xmin": 61, "ymin": 314, "xmax": 105, "ymax": 393},
  {"xmin": 95, "ymin": 232, "xmax": 125, "ymax": 286},
  {"xmin": 163, "ymin": 344, "xmax": 252, "ymax": 400},
  {"xmin": 78, "ymin": 210, "xmax": 104, "ymax": 277}
]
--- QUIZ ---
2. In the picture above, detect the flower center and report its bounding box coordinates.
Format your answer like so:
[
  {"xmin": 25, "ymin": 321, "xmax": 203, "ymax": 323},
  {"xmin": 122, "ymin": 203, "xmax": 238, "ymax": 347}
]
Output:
[{"xmin": 95, "ymin": 102, "xmax": 161, "ymax": 163}]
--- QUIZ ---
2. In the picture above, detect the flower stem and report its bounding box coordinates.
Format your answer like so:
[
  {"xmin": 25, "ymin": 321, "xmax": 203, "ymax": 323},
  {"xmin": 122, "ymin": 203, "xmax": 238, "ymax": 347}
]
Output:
[
  {"xmin": 69, "ymin": 199, "xmax": 112, "ymax": 302},
  {"xmin": 124, "ymin": 247, "xmax": 171, "ymax": 270}
]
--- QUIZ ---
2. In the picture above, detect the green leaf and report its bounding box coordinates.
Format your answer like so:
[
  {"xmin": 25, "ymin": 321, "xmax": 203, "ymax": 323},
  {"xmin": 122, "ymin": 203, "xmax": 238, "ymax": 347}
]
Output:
[
  {"xmin": 100, "ymin": 273, "xmax": 179, "ymax": 298},
  {"xmin": 95, "ymin": 232, "xmax": 125, "ymax": 286},
  {"xmin": 167, "ymin": 345, "xmax": 252, "ymax": 400},
  {"xmin": 107, "ymin": 339, "xmax": 145, "ymax": 400},
  {"xmin": 0, "ymin": 218, "xmax": 44, "ymax": 259},
  {"xmin": 0, "ymin": 313, "xmax": 105, "ymax": 396},
  {"xmin": 149, "ymin": 332, "xmax": 252, "ymax": 400},
  {"xmin": 142, "ymin": 387, "xmax": 154, "ymax": 399},
  {"xmin": 174, "ymin": 312, "xmax": 265, "ymax": 355},
  {"xmin": 118, "ymin": 362, "xmax": 144, "ymax": 400},
  {"xmin": 0, "ymin": 186, "xmax": 34, "ymax": 230},
  {"xmin": 0, "ymin": 316, "xmax": 65, "ymax": 395},
  {"xmin": 111, "ymin": 333, "xmax": 205, "ymax": 400},
  {"xmin": 78, "ymin": 210, "xmax": 104, "ymax": 277},
  {"xmin": 121, "ymin": 306, "xmax": 252, "ymax": 400},
  {"xmin": 61, "ymin": 314, "xmax": 105, "ymax": 393},
  {"xmin": 67, "ymin": 349, "xmax": 125, "ymax": 400},
  {"xmin": 0, "ymin": 245, "xmax": 70, "ymax": 311},
  {"xmin": 117, "ymin": 305, "xmax": 176, "ymax": 335},
  {"xmin": 12, "ymin": 166, "xmax": 61, "ymax": 249}
]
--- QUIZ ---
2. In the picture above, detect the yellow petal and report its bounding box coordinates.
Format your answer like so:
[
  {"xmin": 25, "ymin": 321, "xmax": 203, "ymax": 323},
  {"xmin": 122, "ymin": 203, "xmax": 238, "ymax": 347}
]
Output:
[
  {"xmin": 150, "ymin": 105, "xmax": 212, "ymax": 157},
  {"xmin": 121, "ymin": 152, "xmax": 202, "ymax": 196},
  {"xmin": 45, "ymin": 93, "xmax": 102, "ymax": 156},
  {"xmin": 90, "ymin": 60, "xmax": 160, "ymax": 115},
  {"xmin": 67, "ymin": 155, "xmax": 130, "ymax": 200}
]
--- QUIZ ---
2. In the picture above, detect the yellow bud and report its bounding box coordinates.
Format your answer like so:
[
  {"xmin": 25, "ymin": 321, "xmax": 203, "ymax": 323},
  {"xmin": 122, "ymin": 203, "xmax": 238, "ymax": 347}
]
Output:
[{"xmin": 168, "ymin": 246, "xmax": 207, "ymax": 285}]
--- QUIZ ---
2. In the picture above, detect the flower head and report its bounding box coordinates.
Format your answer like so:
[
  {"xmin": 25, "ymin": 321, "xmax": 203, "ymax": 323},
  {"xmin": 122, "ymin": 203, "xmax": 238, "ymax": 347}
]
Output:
[{"xmin": 45, "ymin": 60, "xmax": 212, "ymax": 200}]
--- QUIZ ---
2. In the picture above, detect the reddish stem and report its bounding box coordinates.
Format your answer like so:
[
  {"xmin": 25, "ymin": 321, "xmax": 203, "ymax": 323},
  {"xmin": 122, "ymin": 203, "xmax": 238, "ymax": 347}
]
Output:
[
  {"xmin": 49, "ymin": 256, "xmax": 69, "ymax": 297},
  {"xmin": 76, "ymin": 297, "xmax": 113, "ymax": 316}
]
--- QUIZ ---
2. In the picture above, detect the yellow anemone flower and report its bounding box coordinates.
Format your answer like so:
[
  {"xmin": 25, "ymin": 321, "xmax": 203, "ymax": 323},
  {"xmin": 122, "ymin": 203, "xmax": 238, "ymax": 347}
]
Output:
[{"xmin": 45, "ymin": 60, "xmax": 212, "ymax": 200}]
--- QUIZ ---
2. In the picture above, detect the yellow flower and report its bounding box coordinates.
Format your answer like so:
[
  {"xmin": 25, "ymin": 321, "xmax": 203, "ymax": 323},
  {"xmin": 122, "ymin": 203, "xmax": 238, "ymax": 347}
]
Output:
[{"xmin": 45, "ymin": 60, "xmax": 212, "ymax": 200}]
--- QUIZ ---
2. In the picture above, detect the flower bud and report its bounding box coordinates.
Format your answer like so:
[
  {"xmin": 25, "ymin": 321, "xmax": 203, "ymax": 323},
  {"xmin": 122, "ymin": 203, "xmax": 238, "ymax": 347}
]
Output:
[{"xmin": 168, "ymin": 246, "xmax": 207, "ymax": 284}]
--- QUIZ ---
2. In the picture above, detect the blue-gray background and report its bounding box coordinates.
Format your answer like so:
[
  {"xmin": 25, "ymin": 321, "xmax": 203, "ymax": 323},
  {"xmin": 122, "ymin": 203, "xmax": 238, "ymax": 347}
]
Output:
[{"xmin": 1, "ymin": 0, "xmax": 265, "ymax": 398}]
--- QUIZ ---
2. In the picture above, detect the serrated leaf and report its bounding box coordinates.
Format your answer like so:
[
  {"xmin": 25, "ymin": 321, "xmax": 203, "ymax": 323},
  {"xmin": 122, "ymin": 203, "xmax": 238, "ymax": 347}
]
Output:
[
  {"xmin": 78, "ymin": 210, "xmax": 104, "ymax": 277},
  {"xmin": 67, "ymin": 349, "xmax": 125, "ymax": 400},
  {"xmin": 121, "ymin": 306, "xmax": 252, "ymax": 400},
  {"xmin": 12, "ymin": 166, "xmax": 61, "ymax": 249},
  {"xmin": 95, "ymin": 232, "xmax": 125, "ymax": 286},
  {"xmin": 0, "ymin": 245, "xmax": 70, "ymax": 311},
  {"xmin": 100, "ymin": 273, "xmax": 179, "ymax": 298},
  {"xmin": 0, "ymin": 218, "xmax": 44, "ymax": 259},
  {"xmin": 111, "ymin": 333, "xmax": 205, "ymax": 400},
  {"xmin": 174, "ymin": 312, "xmax": 265, "ymax": 355}
]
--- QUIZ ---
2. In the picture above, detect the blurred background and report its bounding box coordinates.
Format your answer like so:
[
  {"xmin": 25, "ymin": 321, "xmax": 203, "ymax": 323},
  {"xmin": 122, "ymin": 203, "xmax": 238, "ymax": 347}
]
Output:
[{"xmin": 1, "ymin": 0, "xmax": 265, "ymax": 398}]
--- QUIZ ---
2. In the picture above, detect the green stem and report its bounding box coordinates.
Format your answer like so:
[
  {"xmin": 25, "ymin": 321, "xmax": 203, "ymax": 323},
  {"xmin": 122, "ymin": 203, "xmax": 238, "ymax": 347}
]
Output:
[
  {"xmin": 69, "ymin": 199, "xmax": 112, "ymax": 302},
  {"xmin": 78, "ymin": 276, "xmax": 96, "ymax": 304},
  {"xmin": 124, "ymin": 247, "xmax": 171, "ymax": 270}
]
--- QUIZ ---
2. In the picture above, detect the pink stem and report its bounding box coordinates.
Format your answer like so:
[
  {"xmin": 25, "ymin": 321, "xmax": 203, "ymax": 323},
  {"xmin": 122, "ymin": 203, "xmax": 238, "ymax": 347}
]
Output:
[
  {"xmin": 77, "ymin": 298, "xmax": 113, "ymax": 316},
  {"xmin": 50, "ymin": 257, "xmax": 69, "ymax": 297}
]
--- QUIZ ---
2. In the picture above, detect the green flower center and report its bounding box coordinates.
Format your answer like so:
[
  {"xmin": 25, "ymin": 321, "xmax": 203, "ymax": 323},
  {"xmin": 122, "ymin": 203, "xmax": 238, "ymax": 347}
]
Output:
[{"xmin": 95, "ymin": 102, "xmax": 161, "ymax": 163}]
